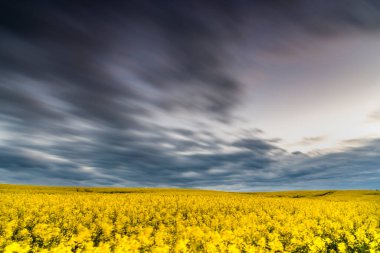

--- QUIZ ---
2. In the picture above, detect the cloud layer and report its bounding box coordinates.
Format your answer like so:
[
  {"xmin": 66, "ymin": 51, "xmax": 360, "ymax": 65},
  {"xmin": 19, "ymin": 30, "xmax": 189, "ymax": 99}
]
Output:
[{"xmin": 0, "ymin": 0, "xmax": 380, "ymax": 190}]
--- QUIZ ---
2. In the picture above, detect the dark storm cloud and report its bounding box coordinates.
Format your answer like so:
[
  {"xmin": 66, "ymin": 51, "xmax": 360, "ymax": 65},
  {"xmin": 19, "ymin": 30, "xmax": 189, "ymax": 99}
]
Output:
[
  {"xmin": 0, "ymin": 0, "xmax": 242, "ymax": 121},
  {"xmin": 0, "ymin": 82, "xmax": 62, "ymax": 123},
  {"xmin": 0, "ymin": 147, "xmax": 94, "ymax": 182},
  {"xmin": 0, "ymin": 124, "xmax": 280, "ymax": 187},
  {"xmin": 1, "ymin": 0, "xmax": 380, "ymax": 189},
  {"xmin": 2, "ymin": 0, "xmax": 380, "ymax": 122},
  {"xmin": 274, "ymin": 139, "xmax": 380, "ymax": 190},
  {"xmin": 1, "ymin": 115, "xmax": 379, "ymax": 190},
  {"xmin": 232, "ymin": 138, "xmax": 279, "ymax": 153}
]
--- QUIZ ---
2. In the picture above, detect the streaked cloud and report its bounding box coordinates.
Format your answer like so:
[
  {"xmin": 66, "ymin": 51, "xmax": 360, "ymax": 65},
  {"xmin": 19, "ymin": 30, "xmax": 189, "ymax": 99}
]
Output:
[{"xmin": 0, "ymin": 0, "xmax": 380, "ymax": 190}]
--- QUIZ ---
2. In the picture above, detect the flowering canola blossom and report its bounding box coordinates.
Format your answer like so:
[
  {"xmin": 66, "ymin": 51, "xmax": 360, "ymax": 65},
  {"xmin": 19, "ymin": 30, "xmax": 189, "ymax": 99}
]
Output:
[{"xmin": 0, "ymin": 185, "xmax": 379, "ymax": 252}]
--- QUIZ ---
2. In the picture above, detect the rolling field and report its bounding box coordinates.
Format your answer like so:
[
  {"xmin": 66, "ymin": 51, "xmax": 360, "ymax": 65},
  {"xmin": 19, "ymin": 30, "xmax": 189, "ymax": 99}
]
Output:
[{"xmin": 0, "ymin": 185, "xmax": 379, "ymax": 252}]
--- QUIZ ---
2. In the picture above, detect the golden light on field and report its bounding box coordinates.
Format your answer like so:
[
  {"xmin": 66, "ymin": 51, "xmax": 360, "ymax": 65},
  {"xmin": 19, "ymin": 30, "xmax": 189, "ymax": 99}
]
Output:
[{"xmin": 0, "ymin": 185, "xmax": 379, "ymax": 253}]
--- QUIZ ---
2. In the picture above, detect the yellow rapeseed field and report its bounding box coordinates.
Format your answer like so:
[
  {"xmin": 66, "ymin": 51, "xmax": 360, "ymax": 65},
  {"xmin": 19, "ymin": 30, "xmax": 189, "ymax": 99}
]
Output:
[{"xmin": 0, "ymin": 185, "xmax": 379, "ymax": 253}]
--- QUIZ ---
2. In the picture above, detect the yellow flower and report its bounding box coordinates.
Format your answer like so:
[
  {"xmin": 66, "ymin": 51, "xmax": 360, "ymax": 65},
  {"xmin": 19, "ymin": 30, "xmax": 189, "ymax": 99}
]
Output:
[
  {"xmin": 337, "ymin": 242, "xmax": 347, "ymax": 253},
  {"xmin": 4, "ymin": 242, "xmax": 30, "ymax": 253}
]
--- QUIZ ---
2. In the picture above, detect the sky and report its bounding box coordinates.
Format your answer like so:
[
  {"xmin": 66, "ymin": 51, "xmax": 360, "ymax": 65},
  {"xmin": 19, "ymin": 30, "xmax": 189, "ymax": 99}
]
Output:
[{"xmin": 0, "ymin": 0, "xmax": 379, "ymax": 191}]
